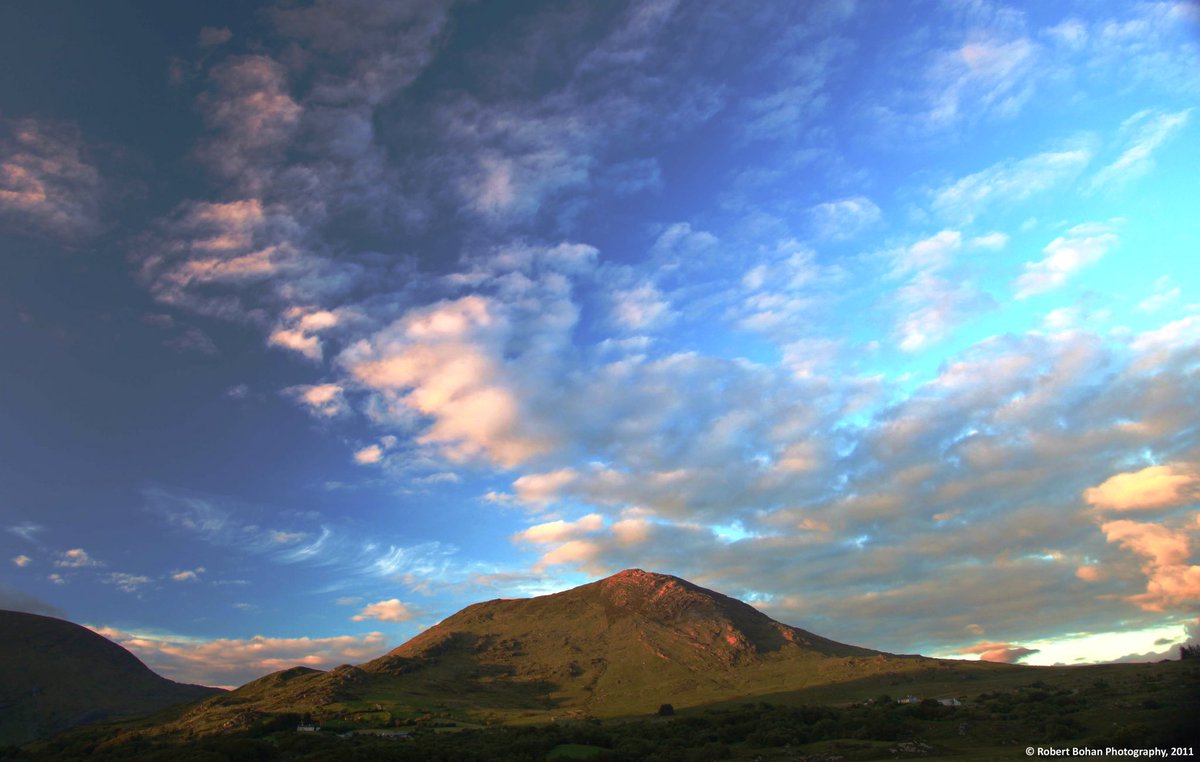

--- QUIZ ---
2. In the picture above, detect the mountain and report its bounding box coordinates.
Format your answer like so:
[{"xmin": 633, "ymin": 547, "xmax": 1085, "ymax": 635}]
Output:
[
  {"xmin": 162, "ymin": 569, "xmax": 990, "ymax": 736},
  {"xmin": 0, "ymin": 610, "xmax": 223, "ymax": 746}
]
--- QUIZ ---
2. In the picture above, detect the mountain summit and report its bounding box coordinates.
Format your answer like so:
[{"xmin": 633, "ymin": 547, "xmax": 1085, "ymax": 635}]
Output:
[
  {"xmin": 164, "ymin": 570, "xmax": 952, "ymax": 734},
  {"xmin": 369, "ymin": 568, "xmax": 870, "ymax": 675}
]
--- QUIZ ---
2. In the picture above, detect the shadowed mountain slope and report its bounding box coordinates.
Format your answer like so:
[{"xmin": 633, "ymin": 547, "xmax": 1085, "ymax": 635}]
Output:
[
  {"xmin": 0, "ymin": 610, "xmax": 223, "ymax": 746},
  {"xmin": 164, "ymin": 570, "xmax": 992, "ymax": 736}
]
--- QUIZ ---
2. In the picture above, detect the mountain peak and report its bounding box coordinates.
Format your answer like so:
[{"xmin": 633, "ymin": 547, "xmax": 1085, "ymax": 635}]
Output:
[
  {"xmin": 602, "ymin": 568, "xmax": 678, "ymax": 586},
  {"xmin": 147, "ymin": 572, "xmax": 890, "ymax": 732}
]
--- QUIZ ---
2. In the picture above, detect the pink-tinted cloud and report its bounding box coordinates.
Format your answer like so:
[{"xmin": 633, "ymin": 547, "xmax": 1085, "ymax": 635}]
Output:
[
  {"xmin": 1084, "ymin": 463, "xmax": 1200, "ymax": 512},
  {"xmin": 535, "ymin": 539, "xmax": 603, "ymax": 572},
  {"xmin": 1101, "ymin": 520, "xmax": 1190, "ymax": 568},
  {"xmin": 90, "ymin": 626, "xmax": 390, "ymax": 688},
  {"xmin": 956, "ymin": 640, "xmax": 1040, "ymax": 664},
  {"xmin": 515, "ymin": 514, "xmax": 604, "ymax": 545},
  {"xmin": 285, "ymin": 383, "xmax": 349, "ymax": 418},
  {"xmin": 171, "ymin": 567, "xmax": 205, "ymax": 582},
  {"xmin": 0, "ymin": 118, "xmax": 104, "ymax": 240},
  {"xmin": 269, "ymin": 307, "xmax": 344, "ymax": 361},
  {"xmin": 342, "ymin": 295, "xmax": 554, "ymax": 467},
  {"xmin": 353, "ymin": 445, "xmax": 383, "ymax": 465},
  {"xmin": 351, "ymin": 598, "xmax": 414, "ymax": 623},
  {"xmin": 195, "ymin": 56, "xmax": 301, "ymax": 183},
  {"xmin": 1101, "ymin": 519, "xmax": 1199, "ymax": 611}
]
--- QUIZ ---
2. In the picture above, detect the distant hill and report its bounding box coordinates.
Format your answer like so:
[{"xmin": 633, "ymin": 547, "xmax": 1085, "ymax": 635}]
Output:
[
  {"xmin": 163, "ymin": 569, "xmax": 1003, "ymax": 736},
  {"xmin": 0, "ymin": 610, "xmax": 223, "ymax": 746}
]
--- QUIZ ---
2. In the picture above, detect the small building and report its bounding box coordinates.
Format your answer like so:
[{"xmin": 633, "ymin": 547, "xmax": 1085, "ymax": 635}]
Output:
[
  {"xmin": 897, "ymin": 695, "xmax": 921, "ymax": 705},
  {"xmin": 938, "ymin": 698, "xmax": 962, "ymax": 707},
  {"xmin": 297, "ymin": 724, "xmax": 321, "ymax": 732}
]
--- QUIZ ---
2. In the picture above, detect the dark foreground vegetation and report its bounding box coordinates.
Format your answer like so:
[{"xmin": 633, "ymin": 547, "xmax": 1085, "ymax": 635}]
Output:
[{"xmin": 6, "ymin": 661, "xmax": 1196, "ymax": 762}]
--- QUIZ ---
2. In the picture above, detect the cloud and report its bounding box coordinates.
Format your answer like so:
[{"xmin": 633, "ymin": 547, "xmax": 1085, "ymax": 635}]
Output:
[
  {"xmin": 895, "ymin": 273, "xmax": 995, "ymax": 352},
  {"xmin": 956, "ymin": 641, "xmax": 1040, "ymax": 664},
  {"xmin": 1101, "ymin": 520, "xmax": 1190, "ymax": 568},
  {"xmin": 0, "ymin": 117, "xmax": 105, "ymax": 240},
  {"xmin": 351, "ymin": 598, "xmax": 414, "ymax": 623},
  {"xmin": 1084, "ymin": 463, "xmax": 1200, "ymax": 512},
  {"xmin": 1099, "ymin": 519, "xmax": 1199, "ymax": 611},
  {"xmin": 11, "ymin": 554, "xmax": 31, "ymax": 567},
  {"xmin": 808, "ymin": 196, "xmax": 881, "ymax": 240},
  {"xmin": 933, "ymin": 145, "xmax": 1092, "ymax": 222},
  {"xmin": 341, "ymin": 293, "xmax": 562, "ymax": 468},
  {"xmin": 285, "ymin": 383, "xmax": 350, "ymax": 418},
  {"xmin": 269, "ymin": 307, "xmax": 346, "ymax": 361},
  {"xmin": 515, "ymin": 514, "xmax": 605, "ymax": 545},
  {"xmin": 104, "ymin": 572, "xmax": 152, "ymax": 593},
  {"xmin": 90, "ymin": 626, "xmax": 390, "ymax": 687},
  {"xmin": 197, "ymin": 26, "xmax": 233, "ymax": 47},
  {"xmin": 925, "ymin": 36, "xmax": 1039, "ymax": 128},
  {"xmin": 889, "ymin": 230, "xmax": 962, "ymax": 278},
  {"xmin": 353, "ymin": 445, "xmax": 383, "ymax": 465},
  {"xmin": 1014, "ymin": 222, "xmax": 1118, "ymax": 299},
  {"xmin": 1139, "ymin": 276, "xmax": 1181, "ymax": 313},
  {"xmin": 143, "ymin": 486, "xmax": 458, "ymax": 584},
  {"xmin": 171, "ymin": 567, "xmax": 205, "ymax": 582},
  {"xmin": 6, "ymin": 522, "xmax": 44, "ymax": 543},
  {"xmin": 880, "ymin": 229, "xmax": 997, "ymax": 351},
  {"xmin": 54, "ymin": 548, "xmax": 101, "ymax": 568},
  {"xmin": 611, "ymin": 284, "xmax": 672, "ymax": 330},
  {"xmin": 1090, "ymin": 108, "xmax": 1191, "ymax": 191},
  {"xmin": 194, "ymin": 56, "xmax": 301, "ymax": 183}
]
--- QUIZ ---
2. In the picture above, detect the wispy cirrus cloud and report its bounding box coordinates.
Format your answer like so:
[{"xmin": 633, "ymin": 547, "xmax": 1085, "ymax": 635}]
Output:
[
  {"xmin": 6, "ymin": 522, "xmax": 45, "ymax": 544},
  {"xmin": 1089, "ymin": 108, "xmax": 1191, "ymax": 192},
  {"xmin": 1014, "ymin": 221, "xmax": 1118, "ymax": 299},
  {"xmin": 932, "ymin": 143, "xmax": 1093, "ymax": 223},
  {"xmin": 808, "ymin": 196, "xmax": 881, "ymax": 240},
  {"xmin": 142, "ymin": 486, "xmax": 459, "ymax": 586}
]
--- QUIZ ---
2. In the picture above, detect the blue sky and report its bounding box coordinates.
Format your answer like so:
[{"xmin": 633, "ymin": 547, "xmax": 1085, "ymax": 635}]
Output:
[{"xmin": 2, "ymin": 0, "xmax": 1199, "ymax": 687}]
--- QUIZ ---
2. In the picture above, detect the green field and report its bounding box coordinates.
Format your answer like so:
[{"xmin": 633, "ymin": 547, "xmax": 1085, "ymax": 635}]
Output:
[{"xmin": 12, "ymin": 658, "xmax": 1195, "ymax": 761}]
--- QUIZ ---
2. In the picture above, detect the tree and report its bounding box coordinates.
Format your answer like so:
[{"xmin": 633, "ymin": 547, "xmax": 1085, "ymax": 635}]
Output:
[{"xmin": 657, "ymin": 703, "xmax": 675, "ymax": 716}]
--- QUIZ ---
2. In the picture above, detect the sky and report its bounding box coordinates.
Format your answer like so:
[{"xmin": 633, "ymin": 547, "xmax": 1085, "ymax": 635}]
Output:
[{"xmin": 1, "ymin": 0, "xmax": 1198, "ymax": 689}]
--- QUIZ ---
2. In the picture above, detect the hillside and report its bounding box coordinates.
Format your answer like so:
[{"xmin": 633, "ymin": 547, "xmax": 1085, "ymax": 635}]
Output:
[
  {"xmin": 0, "ymin": 610, "xmax": 223, "ymax": 746},
  {"xmin": 161, "ymin": 569, "xmax": 1000, "ymax": 736}
]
